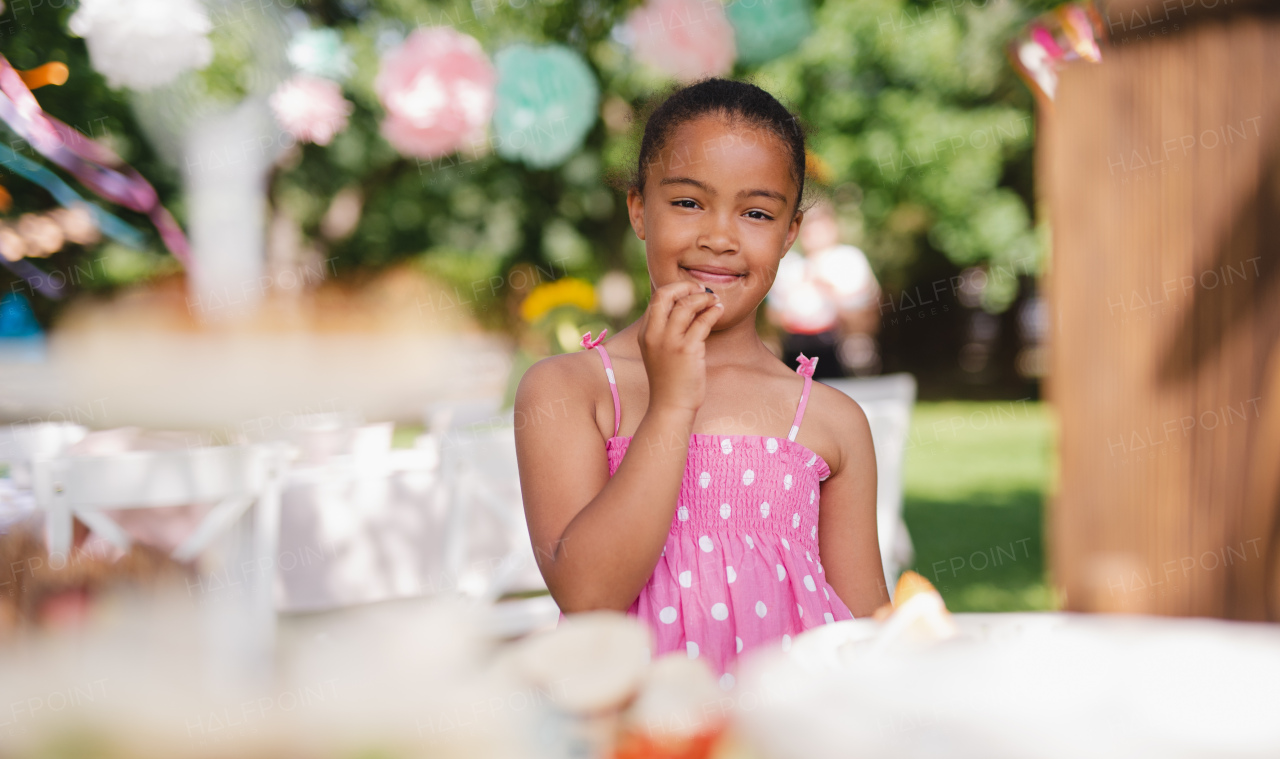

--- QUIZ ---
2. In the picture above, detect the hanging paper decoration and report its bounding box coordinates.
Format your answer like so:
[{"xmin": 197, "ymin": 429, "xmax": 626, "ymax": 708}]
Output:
[
  {"xmin": 491, "ymin": 45, "xmax": 599, "ymax": 169},
  {"xmin": 1007, "ymin": 1, "xmax": 1104, "ymax": 102},
  {"xmin": 375, "ymin": 26, "xmax": 496, "ymax": 159},
  {"xmin": 67, "ymin": 0, "xmax": 214, "ymax": 91},
  {"xmin": 725, "ymin": 0, "xmax": 813, "ymax": 66},
  {"xmin": 287, "ymin": 27, "xmax": 354, "ymax": 81},
  {"xmin": 626, "ymin": 0, "xmax": 736, "ymax": 82},
  {"xmin": 0, "ymin": 56, "xmax": 190, "ymax": 266},
  {"xmin": 270, "ymin": 75, "xmax": 354, "ymax": 146}
]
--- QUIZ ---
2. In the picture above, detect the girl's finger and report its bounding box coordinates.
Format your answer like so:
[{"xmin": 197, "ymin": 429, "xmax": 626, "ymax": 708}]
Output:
[
  {"xmin": 647, "ymin": 281, "xmax": 699, "ymax": 335},
  {"xmin": 685, "ymin": 297, "xmax": 723, "ymax": 342},
  {"xmin": 667, "ymin": 292, "xmax": 718, "ymax": 337}
]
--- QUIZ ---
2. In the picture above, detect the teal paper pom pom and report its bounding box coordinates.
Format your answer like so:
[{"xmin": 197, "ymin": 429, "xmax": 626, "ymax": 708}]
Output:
[
  {"xmin": 492, "ymin": 44, "xmax": 600, "ymax": 169},
  {"xmin": 726, "ymin": 0, "xmax": 814, "ymax": 66},
  {"xmin": 288, "ymin": 27, "xmax": 354, "ymax": 81}
]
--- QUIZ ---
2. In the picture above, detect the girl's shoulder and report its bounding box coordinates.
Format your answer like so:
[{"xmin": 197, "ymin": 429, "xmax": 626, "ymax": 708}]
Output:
[
  {"xmin": 514, "ymin": 348, "xmax": 607, "ymax": 419},
  {"xmin": 799, "ymin": 379, "xmax": 873, "ymax": 476}
]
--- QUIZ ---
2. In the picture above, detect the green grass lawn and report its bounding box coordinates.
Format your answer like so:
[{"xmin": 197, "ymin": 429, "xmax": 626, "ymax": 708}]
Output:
[{"xmin": 900, "ymin": 400, "xmax": 1059, "ymax": 612}]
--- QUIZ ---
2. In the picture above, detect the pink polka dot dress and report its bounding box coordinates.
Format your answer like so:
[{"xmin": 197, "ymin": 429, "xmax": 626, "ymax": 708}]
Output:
[{"xmin": 580, "ymin": 329, "xmax": 856, "ymax": 684}]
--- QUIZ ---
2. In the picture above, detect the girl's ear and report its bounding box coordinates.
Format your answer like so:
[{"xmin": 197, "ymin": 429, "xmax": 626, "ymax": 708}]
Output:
[
  {"xmin": 626, "ymin": 187, "xmax": 646, "ymax": 241},
  {"xmin": 784, "ymin": 208, "xmax": 805, "ymax": 252}
]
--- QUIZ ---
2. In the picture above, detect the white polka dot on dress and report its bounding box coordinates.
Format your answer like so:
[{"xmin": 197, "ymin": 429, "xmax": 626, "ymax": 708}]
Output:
[
  {"xmin": 805, "ymin": 550, "xmax": 812, "ymax": 562},
  {"xmin": 677, "ymin": 506, "xmax": 689, "ymax": 521},
  {"xmin": 659, "ymin": 606, "xmax": 677, "ymax": 624},
  {"xmin": 688, "ymin": 641, "xmax": 699, "ymax": 659},
  {"xmin": 699, "ymin": 471, "xmax": 711, "ymax": 488},
  {"xmin": 807, "ymin": 453, "xmax": 817, "ymax": 467},
  {"xmin": 679, "ymin": 570, "xmax": 692, "ymax": 588},
  {"xmin": 720, "ymin": 503, "xmax": 731, "ymax": 519},
  {"xmin": 776, "ymin": 564, "xmax": 786, "ymax": 581},
  {"xmin": 736, "ymin": 636, "xmax": 743, "ymax": 653},
  {"xmin": 760, "ymin": 501, "xmax": 770, "ymax": 518},
  {"xmin": 823, "ymin": 587, "xmax": 829, "ymax": 600},
  {"xmin": 782, "ymin": 537, "xmax": 790, "ymax": 551},
  {"xmin": 810, "ymin": 490, "xmax": 815, "ymax": 504},
  {"xmin": 721, "ymin": 438, "xmax": 733, "ymax": 454},
  {"xmin": 824, "ymin": 612, "xmax": 835, "ymax": 623},
  {"xmin": 742, "ymin": 469, "xmax": 755, "ymax": 486},
  {"xmin": 798, "ymin": 603, "xmax": 804, "ymax": 618},
  {"xmin": 803, "ymin": 575, "xmax": 816, "ymax": 592},
  {"xmin": 811, "ymin": 525, "xmax": 817, "ymax": 540},
  {"xmin": 766, "ymin": 437, "xmax": 778, "ymax": 453},
  {"xmin": 745, "ymin": 535, "xmax": 755, "ymax": 549},
  {"xmin": 755, "ymin": 601, "xmax": 767, "ymax": 618},
  {"xmin": 711, "ymin": 602, "xmax": 728, "ymax": 620},
  {"xmin": 784, "ymin": 474, "xmax": 793, "ymax": 490},
  {"xmin": 699, "ymin": 535, "xmax": 713, "ymax": 552},
  {"xmin": 792, "ymin": 513, "xmax": 800, "ymax": 528},
  {"xmin": 782, "ymin": 634, "xmax": 792, "ymax": 651},
  {"xmin": 727, "ymin": 566, "xmax": 737, "ymax": 583},
  {"xmin": 720, "ymin": 673, "xmax": 735, "ymax": 690}
]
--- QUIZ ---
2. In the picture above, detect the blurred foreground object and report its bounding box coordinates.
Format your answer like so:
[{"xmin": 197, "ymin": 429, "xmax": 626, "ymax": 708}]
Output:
[
  {"xmin": 750, "ymin": 612, "xmax": 1280, "ymax": 757},
  {"xmin": 1044, "ymin": 1, "xmax": 1280, "ymax": 617}
]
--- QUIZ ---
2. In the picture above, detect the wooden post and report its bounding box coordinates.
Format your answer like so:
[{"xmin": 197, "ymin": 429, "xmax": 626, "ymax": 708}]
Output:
[{"xmin": 1044, "ymin": 5, "xmax": 1280, "ymax": 619}]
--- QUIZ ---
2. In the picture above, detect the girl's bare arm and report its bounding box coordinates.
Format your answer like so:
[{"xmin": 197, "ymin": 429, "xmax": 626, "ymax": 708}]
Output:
[
  {"xmin": 515, "ymin": 283, "xmax": 722, "ymax": 613},
  {"xmin": 812, "ymin": 386, "xmax": 891, "ymax": 616}
]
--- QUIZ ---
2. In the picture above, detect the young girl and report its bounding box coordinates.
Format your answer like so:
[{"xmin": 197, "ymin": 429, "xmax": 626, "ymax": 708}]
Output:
[{"xmin": 514, "ymin": 78, "xmax": 888, "ymax": 682}]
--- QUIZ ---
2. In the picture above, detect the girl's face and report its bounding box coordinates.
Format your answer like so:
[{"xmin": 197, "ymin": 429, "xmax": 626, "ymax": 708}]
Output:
[{"xmin": 626, "ymin": 114, "xmax": 803, "ymax": 328}]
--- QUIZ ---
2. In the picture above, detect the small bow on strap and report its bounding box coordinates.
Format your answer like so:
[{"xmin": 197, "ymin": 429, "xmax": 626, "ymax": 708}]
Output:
[
  {"xmin": 580, "ymin": 328, "xmax": 609, "ymax": 350},
  {"xmin": 796, "ymin": 352, "xmax": 819, "ymax": 378}
]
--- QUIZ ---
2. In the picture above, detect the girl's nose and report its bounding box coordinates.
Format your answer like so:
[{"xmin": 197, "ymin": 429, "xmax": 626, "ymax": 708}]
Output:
[{"xmin": 697, "ymin": 212, "xmax": 738, "ymax": 254}]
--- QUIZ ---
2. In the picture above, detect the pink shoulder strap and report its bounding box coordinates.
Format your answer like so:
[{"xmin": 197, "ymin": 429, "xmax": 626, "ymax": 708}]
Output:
[
  {"xmin": 581, "ymin": 329, "xmax": 621, "ymax": 438},
  {"xmin": 788, "ymin": 353, "xmax": 819, "ymax": 442}
]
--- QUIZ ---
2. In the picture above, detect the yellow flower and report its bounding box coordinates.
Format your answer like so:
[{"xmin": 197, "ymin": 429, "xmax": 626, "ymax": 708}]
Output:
[{"xmin": 520, "ymin": 277, "xmax": 597, "ymax": 323}]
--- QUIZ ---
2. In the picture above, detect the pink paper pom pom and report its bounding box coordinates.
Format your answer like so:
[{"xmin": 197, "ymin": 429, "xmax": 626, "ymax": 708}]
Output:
[
  {"xmin": 269, "ymin": 75, "xmax": 354, "ymax": 146},
  {"xmin": 375, "ymin": 27, "xmax": 497, "ymax": 159},
  {"xmin": 627, "ymin": 0, "xmax": 736, "ymax": 82}
]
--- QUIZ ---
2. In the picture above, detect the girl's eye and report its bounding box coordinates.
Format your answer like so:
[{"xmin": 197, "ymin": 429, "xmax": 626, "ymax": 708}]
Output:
[
  {"xmin": 672, "ymin": 199, "xmax": 699, "ymax": 209},
  {"xmin": 745, "ymin": 210, "xmax": 774, "ymax": 221}
]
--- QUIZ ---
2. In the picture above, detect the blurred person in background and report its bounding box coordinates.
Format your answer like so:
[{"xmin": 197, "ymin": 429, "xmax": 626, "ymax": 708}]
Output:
[{"xmin": 767, "ymin": 199, "xmax": 881, "ymax": 377}]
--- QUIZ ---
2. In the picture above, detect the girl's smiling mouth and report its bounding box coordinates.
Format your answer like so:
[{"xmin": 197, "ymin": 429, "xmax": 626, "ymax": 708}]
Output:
[{"xmin": 681, "ymin": 265, "xmax": 745, "ymax": 284}]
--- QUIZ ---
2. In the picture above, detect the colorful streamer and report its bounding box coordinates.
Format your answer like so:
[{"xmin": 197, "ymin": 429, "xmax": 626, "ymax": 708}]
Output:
[
  {"xmin": 0, "ymin": 143, "xmax": 145, "ymax": 249},
  {"xmin": 0, "ymin": 54, "xmax": 190, "ymax": 266}
]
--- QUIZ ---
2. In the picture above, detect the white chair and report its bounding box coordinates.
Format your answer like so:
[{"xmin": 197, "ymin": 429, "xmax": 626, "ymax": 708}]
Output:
[
  {"xmin": 434, "ymin": 410, "xmax": 546, "ymax": 601},
  {"xmin": 821, "ymin": 373, "xmax": 917, "ymax": 598},
  {"xmin": 30, "ymin": 442, "xmax": 292, "ymax": 676},
  {"xmin": 428, "ymin": 401, "xmax": 558, "ymax": 636},
  {"xmin": 274, "ymin": 421, "xmax": 449, "ymax": 612}
]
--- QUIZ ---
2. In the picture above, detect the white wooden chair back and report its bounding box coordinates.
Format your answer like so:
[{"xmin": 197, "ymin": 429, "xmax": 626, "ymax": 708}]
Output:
[
  {"xmin": 30, "ymin": 443, "xmax": 291, "ymax": 671},
  {"xmin": 0, "ymin": 422, "xmax": 88, "ymax": 490},
  {"xmin": 434, "ymin": 405, "xmax": 547, "ymax": 604}
]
